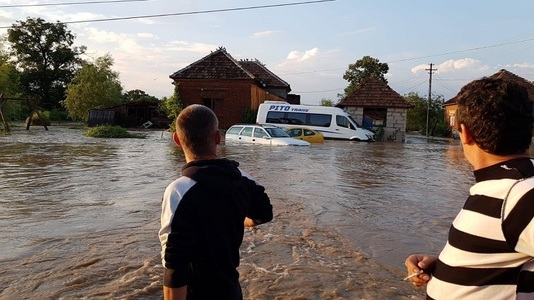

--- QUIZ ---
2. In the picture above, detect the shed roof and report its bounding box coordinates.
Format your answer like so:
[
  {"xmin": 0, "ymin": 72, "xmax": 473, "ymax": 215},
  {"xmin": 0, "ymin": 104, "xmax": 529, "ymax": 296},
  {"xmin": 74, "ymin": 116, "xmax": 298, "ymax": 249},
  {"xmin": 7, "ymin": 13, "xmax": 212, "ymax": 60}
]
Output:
[
  {"xmin": 169, "ymin": 48, "xmax": 290, "ymax": 91},
  {"xmin": 444, "ymin": 69, "xmax": 534, "ymax": 106},
  {"xmin": 338, "ymin": 77, "xmax": 413, "ymax": 108}
]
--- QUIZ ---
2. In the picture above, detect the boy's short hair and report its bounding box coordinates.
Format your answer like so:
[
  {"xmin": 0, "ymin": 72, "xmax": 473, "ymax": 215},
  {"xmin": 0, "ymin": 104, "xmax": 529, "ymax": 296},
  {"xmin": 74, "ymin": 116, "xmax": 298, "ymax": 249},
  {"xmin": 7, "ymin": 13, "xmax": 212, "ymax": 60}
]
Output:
[
  {"xmin": 456, "ymin": 77, "xmax": 533, "ymax": 155},
  {"xmin": 175, "ymin": 104, "xmax": 219, "ymax": 156}
]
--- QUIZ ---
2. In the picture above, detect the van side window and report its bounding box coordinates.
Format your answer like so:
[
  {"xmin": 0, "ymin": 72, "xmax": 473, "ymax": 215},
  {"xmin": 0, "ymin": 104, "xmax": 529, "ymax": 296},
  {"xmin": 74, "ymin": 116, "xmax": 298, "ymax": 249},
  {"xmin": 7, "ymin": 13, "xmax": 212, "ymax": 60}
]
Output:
[
  {"xmin": 286, "ymin": 113, "xmax": 306, "ymax": 125},
  {"xmin": 309, "ymin": 114, "xmax": 331, "ymax": 127},
  {"xmin": 336, "ymin": 115, "xmax": 355, "ymax": 129},
  {"xmin": 266, "ymin": 112, "xmax": 285, "ymax": 123}
]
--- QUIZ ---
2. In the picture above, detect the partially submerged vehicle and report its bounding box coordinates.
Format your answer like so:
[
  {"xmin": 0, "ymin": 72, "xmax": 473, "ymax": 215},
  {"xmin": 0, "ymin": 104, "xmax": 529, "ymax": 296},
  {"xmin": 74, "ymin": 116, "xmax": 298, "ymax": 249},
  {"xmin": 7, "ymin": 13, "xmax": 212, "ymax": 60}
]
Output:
[
  {"xmin": 256, "ymin": 101, "xmax": 375, "ymax": 141},
  {"xmin": 225, "ymin": 124, "xmax": 310, "ymax": 146}
]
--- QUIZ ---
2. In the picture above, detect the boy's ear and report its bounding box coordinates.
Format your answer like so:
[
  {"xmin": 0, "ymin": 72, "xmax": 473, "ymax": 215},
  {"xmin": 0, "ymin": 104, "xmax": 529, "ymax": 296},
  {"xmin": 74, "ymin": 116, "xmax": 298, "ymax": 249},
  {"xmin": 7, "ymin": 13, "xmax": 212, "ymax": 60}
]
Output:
[
  {"xmin": 173, "ymin": 132, "xmax": 182, "ymax": 147},
  {"xmin": 215, "ymin": 130, "xmax": 221, "ymax": 145},
  {"xmin": 459, "ymin": 124, "xmax": 473, "ymax": 145}
]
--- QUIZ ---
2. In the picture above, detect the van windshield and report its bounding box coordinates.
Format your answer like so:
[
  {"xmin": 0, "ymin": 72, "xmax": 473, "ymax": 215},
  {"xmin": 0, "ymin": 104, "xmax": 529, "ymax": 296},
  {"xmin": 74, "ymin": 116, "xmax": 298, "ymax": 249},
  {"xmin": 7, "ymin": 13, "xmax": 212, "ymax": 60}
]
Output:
[{"xmin": 348, "ymin": 115, "xmax": 361, "ymax": 128}]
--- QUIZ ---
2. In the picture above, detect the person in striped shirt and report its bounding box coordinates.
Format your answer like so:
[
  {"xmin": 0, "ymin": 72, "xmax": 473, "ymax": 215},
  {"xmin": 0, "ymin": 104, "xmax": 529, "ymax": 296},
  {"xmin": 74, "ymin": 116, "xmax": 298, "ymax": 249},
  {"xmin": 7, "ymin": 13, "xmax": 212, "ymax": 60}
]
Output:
[{"xmin": 405, "ymin": 77, "xmax": 534, "ymax": 299}]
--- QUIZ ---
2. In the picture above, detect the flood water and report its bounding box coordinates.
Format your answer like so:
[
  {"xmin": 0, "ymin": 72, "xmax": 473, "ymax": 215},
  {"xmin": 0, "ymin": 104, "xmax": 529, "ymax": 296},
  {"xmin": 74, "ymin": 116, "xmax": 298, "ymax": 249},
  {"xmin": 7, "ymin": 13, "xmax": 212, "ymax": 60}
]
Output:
[{"xmin": 0, "ymin": 125, "xmax": 478, "ymax": 299}]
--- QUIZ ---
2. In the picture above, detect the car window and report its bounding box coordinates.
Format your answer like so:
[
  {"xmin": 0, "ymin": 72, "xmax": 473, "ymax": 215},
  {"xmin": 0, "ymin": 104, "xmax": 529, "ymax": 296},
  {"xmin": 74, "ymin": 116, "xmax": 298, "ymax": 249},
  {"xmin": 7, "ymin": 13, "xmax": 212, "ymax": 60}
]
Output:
[
  {"xmin": 265, "ymin": 127, "xmax": 290, "ymax": 137},
  {"xmin": 253, "ymin": 128, "xmax": 268, "ymax": 138},
  {"xmin": 304, "ymin": 129, "xmax": 315, "ymax": 136},
  {"xmin": 226, "ymin": 126, "xmax": 243, "ymax": 135},
  {"xmin": 240, "ymin": 127, "xmax": 253, "ymax": 137}
]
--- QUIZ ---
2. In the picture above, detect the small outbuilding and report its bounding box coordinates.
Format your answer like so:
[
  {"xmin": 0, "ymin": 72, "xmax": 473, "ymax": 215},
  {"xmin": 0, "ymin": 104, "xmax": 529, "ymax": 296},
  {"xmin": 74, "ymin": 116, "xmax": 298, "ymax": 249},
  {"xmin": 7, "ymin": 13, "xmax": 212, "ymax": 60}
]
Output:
[
  {"xmin": 337, "ymin": 77, "xmax": 414, "ymax": 142},
  {"xmin": 88, "ymin": 100, "xmax": 170, "ymax": 128}
]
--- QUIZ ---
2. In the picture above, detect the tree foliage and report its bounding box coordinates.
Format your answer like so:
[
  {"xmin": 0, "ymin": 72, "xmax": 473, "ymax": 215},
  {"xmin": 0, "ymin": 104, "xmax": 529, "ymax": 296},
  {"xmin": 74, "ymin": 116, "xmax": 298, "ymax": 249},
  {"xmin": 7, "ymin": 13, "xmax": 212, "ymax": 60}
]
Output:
[
  {"xmin": 405, "ymin": 92, "xmax": 451, "ymax": 137},
  {"xmin": 7, "ymin": 17, "xmax": 86, "ymax": 108},
  {"xmin": 63, "ymin": 54, "xmax": 123, "ymax": 122},
  {"xmin": 0, "ymin": 36, "xmax": 20, "ymax": 97},
  {"xmin": 123, "ymin": 89, "xmax": 159, "ymax": 103},
  {"xmin": 159, "ymin": 85, "xmax": 183, "ymax": 131},
  {"xmin": 343, "ymin": 56, "xmax": 389, "ymax": 96},
  {"xmin": 320, "ymin": 98, "xmax": 335, "ymax": 106}
]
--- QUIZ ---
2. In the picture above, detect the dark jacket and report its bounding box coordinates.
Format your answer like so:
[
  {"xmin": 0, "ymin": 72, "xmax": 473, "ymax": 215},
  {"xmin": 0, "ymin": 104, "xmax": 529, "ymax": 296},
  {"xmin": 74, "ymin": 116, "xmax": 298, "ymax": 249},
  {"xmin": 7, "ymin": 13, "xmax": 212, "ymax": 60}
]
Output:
[{"xmin": 159, "ymin": 158, "xmax": 273, "ymax": 299}]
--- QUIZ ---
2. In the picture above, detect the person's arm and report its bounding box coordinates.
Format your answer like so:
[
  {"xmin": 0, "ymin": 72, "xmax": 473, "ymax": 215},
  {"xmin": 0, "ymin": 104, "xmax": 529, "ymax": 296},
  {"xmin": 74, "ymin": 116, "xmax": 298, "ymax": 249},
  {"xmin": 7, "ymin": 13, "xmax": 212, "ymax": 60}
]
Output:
[
  {"xmin": 404, "ymin": 254, "xmax": 437, "ymax": 287},
  {"xmin": 164, "ymin": 286, "xmax": 187, "ymax": 300}
]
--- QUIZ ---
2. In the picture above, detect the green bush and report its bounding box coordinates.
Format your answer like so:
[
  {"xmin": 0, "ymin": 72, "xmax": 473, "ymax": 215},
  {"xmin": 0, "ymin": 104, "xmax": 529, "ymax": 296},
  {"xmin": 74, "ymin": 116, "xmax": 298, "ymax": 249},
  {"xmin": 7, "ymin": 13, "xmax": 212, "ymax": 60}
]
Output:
[
  {"xmin": 84, "ymin": 125, "xmax": 145, "ymax": 138},
  {"xmin": 48, "ymin": 108, "xmax": 71, "ymax": 122},
  {"xmin": 25, "ymin": 111, "xmax": 50, "ymax": 126},
  {"xmin": 241, "ymin": 108, "xmax": 257, "ymax": 123}
]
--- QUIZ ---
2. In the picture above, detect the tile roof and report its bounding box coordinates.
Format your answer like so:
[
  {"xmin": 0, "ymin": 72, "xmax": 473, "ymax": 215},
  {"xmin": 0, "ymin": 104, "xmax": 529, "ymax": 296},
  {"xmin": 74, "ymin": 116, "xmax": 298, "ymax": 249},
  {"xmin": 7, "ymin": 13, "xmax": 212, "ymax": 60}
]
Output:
[
  {"xmin": 239, "ymin": 59, "xmax": 290, "ymax": 89},
  {"xmin": 338, "ymin": 77, "xmax": 413, "ymax": 108},
  {"xmin": 169, "ymin": 48, "xmax": 290, "ymax": 90},
  {"xmin": 169, "ymin": 48, "xmax": 255, "ymax": 80},
  {"xmin": 444, "ymin": 69, "xmax": 534, "ymax": 105}
]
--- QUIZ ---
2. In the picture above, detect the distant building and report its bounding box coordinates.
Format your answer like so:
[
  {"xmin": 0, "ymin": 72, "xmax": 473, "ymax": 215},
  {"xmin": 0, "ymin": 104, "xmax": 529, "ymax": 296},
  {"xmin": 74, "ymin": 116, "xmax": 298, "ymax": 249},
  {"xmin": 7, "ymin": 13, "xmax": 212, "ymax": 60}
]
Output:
[
  {"xmin": 337, "ymin": 77, "xmax": 413, "ymax": 142},
  {"xmin": 88, "ymin": 100, "xmax": 170, "ymax": 128},
  {"xmin": 444, "ymin": 69, "xmax": 534, "ymax": 132},
  {"xmin": 169, "ymin": 47, "xmax": 297, "ymax": 129}
]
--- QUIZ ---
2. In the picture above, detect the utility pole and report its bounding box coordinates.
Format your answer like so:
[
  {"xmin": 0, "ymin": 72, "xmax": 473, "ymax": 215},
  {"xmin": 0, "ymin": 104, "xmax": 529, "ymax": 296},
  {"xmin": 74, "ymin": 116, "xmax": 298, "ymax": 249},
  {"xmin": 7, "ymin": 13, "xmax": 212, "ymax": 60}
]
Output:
[{"xmin": 425, "ymin": 63, "xmax": 437, "ymax": 137}]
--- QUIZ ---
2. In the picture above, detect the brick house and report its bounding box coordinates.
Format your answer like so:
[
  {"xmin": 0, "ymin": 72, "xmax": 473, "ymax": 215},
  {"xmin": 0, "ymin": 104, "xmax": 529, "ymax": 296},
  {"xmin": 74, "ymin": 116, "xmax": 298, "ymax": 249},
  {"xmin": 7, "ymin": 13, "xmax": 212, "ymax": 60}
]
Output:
[
  {"xmin": 169, "ymin": 47, "xmax": 296, "ymax": 129},
  {"xmin": 337, "ymin": 77, "xmax": 414, "ymax": 142},
  {"xmin": 444, "ymin": 69, "xmax": 534, "ymax": 132}
]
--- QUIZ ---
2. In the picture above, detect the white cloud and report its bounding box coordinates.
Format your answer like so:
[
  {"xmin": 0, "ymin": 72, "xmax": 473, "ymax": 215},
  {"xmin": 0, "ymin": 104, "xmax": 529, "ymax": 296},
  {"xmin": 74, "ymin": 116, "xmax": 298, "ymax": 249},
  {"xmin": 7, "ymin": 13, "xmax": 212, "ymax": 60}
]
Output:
[
  {"xmin": 411, "ymin": 58, "xmax": 486, "ymax": 74},
  {"xmin": 509, "ymin": 63, "xmax": 534, "ymax": 69},
  {"xmin": 286, "ymin": 47, "xmax": 319, "ymax": 62},
  {"xmin": 338, "ymin": 27, "xmax": 376, "ymax": 37},
  {"xmin": 251, "ymin": 31, "xmax": 280, "ymax": 38}
]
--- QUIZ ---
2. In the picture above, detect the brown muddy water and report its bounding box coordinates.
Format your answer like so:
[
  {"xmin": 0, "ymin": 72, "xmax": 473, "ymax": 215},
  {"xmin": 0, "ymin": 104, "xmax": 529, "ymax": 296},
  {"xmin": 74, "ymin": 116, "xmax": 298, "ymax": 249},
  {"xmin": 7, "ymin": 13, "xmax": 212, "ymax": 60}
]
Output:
[{"xmin": 0, "ymin": 125, "xmax": 478, "ymax": 299}]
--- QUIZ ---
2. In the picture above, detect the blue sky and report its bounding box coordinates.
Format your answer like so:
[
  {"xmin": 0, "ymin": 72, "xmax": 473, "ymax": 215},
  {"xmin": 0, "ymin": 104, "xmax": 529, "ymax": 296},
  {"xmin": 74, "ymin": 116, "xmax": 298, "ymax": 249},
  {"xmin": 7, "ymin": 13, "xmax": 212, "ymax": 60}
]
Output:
[{"xmin": 1, "ymin": 0, "xmax": 533, "ymax": 105}]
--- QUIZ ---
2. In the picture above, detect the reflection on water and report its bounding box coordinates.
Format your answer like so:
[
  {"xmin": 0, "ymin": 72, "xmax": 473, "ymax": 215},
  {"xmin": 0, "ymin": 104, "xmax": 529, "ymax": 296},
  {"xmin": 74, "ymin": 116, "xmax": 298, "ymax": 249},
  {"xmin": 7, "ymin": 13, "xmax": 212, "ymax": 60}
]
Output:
[{"xmin": 0, "ymin": 126, "xmax": 476, "ymax": 299}]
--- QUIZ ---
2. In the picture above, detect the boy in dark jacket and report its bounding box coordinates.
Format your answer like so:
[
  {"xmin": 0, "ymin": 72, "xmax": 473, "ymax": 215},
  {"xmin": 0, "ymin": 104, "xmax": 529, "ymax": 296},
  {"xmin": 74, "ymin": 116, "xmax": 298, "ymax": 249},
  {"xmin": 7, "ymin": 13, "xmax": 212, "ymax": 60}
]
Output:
[{"xmin": 159, "ymin": 104, "xmax": 273, "ymax": 300}]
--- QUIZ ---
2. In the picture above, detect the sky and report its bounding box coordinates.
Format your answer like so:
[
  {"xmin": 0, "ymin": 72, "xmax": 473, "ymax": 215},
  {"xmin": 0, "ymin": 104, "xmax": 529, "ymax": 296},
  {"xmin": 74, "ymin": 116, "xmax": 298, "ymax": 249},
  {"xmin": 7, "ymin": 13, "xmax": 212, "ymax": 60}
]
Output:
[{"xmin": 0, "ymin": 0, "xmax": 533, "ymax": 105}]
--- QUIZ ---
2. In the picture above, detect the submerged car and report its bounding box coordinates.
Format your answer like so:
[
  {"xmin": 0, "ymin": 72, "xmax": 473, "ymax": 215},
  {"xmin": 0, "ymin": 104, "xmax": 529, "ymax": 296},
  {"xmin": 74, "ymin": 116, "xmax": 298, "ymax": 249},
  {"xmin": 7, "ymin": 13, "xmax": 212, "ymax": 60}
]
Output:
[
  {"xmin": 285, "ymin": 127, "xmax": 324, "ymax": 143},
  {"xmin": 225, "ymin": 124, "xmax": 310, "ymax": 146}
]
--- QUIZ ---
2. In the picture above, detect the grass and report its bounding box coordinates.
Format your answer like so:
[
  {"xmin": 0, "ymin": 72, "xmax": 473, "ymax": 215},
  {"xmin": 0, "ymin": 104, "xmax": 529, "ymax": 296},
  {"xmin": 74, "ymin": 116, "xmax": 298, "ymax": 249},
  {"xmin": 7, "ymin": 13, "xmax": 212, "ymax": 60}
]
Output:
[{"xmin": 84, "ymin": 125, "xmax": 145, "ymax": 138}]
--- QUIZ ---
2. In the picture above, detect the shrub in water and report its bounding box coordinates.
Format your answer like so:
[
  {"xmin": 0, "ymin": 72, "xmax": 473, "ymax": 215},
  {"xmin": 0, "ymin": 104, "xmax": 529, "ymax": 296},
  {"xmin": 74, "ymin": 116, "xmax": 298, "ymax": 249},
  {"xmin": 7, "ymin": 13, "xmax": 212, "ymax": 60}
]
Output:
[
  {"xmin": 25, "ymin": 111, "xmax": 51, "ymax": 126},
  {"xmin": 84, "ymin": 125, "xmax": 145, "ymax": 138}
]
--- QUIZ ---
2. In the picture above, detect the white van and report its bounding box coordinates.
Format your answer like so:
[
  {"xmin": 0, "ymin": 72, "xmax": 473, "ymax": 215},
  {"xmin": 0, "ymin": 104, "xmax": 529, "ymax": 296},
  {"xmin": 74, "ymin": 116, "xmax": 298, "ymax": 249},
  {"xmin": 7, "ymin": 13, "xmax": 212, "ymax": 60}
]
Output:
[{"xmin": 256, "ymin": 101, "xmax": 375, "ymax": 141}]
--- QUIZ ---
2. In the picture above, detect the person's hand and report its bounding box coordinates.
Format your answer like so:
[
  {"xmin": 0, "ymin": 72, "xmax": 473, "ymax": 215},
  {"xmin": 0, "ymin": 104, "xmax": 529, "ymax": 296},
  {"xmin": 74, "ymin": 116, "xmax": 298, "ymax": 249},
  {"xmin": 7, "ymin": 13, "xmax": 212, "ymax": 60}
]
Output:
[
  {"xmin": 404, "ymin": 254, "xmax": 437, "ymax": 287},
  {"xmin": 244, "ymin": 217, "xmax": 256, "ymax": 228}
]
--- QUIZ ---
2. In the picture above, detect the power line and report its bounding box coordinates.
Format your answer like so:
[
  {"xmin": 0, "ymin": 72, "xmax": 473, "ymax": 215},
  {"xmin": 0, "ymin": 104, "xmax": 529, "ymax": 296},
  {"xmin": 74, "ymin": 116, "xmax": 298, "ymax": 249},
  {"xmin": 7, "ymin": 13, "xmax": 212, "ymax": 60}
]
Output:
[
  {"xmin": 387, "ymin": 38, "xmax": 534, "ymax": 64},
  {"xmin": 0, "ymin": 0, "xmax": 336, "ymax": 28},
  {"xmin": 0, "ymin": 0, "xmax": 148, "ymax": 8}
]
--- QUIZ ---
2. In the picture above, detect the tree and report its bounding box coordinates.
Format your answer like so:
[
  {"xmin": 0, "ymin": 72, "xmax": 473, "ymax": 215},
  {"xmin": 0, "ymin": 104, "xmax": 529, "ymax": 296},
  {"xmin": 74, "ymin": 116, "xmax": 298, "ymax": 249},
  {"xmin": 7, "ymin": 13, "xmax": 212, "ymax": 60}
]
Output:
[
  {"xmin": 63, "ymin": 54, "xmax": 123, "ymax": 121},
  {"xmin": 0, "ymin": 36, "xmax": 20, "ymax": 97},
  {"xmin": 319, "ymin": 98, "xmax": 335, "ymax": 106},
  {"xmin": 159, "ymin": 84, "xmax": 183, "ymax": 131},
  {"xmin": 7, "ymin": 17, "xmax": 86, "ymax": 108},
  {"xmin": 123, "ymin": 89, "xmax": 159, "ymax": 103},
  {"xmin": 405, "ymin": 92, "xmax": 451, "ymax": 137},
  {"xmin": 343, "ymin": 56, "xmax": 388, "ymax": 96}
]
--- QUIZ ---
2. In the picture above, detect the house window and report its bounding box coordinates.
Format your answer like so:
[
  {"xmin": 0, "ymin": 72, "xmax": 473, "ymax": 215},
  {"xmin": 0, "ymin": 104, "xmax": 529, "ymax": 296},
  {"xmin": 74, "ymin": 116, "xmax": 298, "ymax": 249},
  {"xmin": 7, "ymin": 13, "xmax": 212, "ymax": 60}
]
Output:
[{"xmin": 362, "ymin": 108, "xmax": 387, "ymax": 127}]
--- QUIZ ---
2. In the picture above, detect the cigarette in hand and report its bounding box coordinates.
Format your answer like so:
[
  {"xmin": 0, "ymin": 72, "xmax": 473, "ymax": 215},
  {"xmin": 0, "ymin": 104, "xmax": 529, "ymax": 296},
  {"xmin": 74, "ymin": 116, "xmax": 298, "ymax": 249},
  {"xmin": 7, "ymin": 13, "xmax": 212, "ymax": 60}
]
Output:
[{"xmin": 403, "ymin": 269, "xmax": 424, "ymax": 281}]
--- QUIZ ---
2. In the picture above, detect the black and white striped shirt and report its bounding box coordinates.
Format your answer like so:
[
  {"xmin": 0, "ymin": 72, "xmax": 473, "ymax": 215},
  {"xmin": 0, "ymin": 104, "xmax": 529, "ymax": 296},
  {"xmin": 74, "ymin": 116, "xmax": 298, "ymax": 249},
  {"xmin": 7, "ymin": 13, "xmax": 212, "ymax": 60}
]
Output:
[{"xmin": 427, "ymin": 157, "xmax": 534, "ymax": 299}]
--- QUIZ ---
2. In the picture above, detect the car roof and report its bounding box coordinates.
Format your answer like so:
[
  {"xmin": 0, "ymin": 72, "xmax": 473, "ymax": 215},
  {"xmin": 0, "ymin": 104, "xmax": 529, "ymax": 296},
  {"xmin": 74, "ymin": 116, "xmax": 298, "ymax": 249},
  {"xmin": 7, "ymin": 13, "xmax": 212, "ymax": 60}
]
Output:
[{"xmin": 229, "ymin": 124, "xmax": 279, "ymax": 129}]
